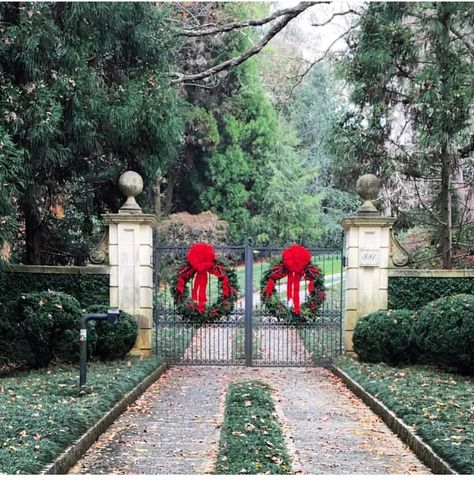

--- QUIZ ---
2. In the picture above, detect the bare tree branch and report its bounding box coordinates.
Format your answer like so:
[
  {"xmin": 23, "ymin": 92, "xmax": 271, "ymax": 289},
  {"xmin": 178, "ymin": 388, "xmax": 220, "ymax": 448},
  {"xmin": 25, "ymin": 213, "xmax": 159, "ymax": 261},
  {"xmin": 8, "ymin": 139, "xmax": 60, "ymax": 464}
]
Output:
[
  {"xmin": 413, "ymin": 177, "xmax": 447, "ymax": 227},
  {"xmin": 311, "ymin": 8, "xmax": 361, "ymax": 28},
  {"xmin": 287, "ymin": 21, "xmax": 359, "ymax": 97},
  {"xmin": 449, "ymin": 26, "xmax": 474, "ymax": 56},
  {"xmin": 171, "ymin": 3, "xmax": 321, "ymax": 84},
  {"xmin": 178, "ymin": 1, "xmax": 327, "ymax": 37}
]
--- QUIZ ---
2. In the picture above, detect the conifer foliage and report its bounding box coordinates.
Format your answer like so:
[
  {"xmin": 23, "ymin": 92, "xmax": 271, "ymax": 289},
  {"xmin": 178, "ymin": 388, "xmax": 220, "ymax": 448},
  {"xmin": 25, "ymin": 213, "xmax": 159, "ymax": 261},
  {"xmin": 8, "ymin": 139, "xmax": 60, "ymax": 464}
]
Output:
[
  {"xmin": 0, "ymin": 2, "xmax": 183, "ymax": 264},
  {"xmin": 331, "ymin": 2, "xmax": 474, "ymax": 268}
]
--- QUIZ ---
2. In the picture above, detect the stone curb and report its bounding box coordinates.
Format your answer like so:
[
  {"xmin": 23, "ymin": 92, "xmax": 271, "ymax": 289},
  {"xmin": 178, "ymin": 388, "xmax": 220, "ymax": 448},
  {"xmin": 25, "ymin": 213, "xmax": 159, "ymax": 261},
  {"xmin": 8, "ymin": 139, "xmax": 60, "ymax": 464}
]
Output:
[
  {"xmin": 330, "ymin": 365, "xmax": 457, "ymax": 475},
  {"xmin": 40, "ymin": 362, "xmax": 168, "ymax": 475}
]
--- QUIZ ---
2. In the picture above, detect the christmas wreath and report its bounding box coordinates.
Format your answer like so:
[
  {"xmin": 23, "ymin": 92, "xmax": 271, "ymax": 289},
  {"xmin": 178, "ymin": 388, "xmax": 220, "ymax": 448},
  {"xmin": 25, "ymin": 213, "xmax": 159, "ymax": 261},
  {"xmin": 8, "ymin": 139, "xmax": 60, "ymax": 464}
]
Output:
[
  {"xmin": 173, "ymin": 242, "xmax": 239, "ymax": 325},
  {"xmin": 260, "ymin": 244, "xmax": 326, "ymax": 323}
]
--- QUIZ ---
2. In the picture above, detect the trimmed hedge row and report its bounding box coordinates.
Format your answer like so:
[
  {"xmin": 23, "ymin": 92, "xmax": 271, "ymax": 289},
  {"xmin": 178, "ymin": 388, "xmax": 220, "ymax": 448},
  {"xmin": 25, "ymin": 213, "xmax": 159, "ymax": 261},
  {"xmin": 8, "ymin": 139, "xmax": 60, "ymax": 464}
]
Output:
[
  {"xmin": 354, "ymin": 294, "xmax": 474, "ymax": 374},
  {"xmin": 0, "ymin": 271, "xmax": 109, "ymax": 319},
  {"xmin": 388, "ymin": 276, "xmax": 474, "ymax": 310}
]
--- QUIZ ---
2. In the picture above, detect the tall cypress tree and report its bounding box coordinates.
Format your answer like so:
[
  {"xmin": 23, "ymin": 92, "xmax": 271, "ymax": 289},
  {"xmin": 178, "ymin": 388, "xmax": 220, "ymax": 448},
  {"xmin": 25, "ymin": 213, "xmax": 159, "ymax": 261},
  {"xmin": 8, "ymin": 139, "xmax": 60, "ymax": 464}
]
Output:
[{"xmin": 0, "ymin": 2, "xmax": 183, "ymax": 264}]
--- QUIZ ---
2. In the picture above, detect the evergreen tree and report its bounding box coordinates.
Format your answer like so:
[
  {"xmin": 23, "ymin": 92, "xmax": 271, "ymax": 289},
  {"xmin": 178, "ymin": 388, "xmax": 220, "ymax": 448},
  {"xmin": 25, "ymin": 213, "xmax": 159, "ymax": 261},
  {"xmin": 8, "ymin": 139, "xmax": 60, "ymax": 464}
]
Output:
[
  {"xmin": 170, "ymin": 2, "xmax": 312, "ymax": 243},
  {"xmin": 0, "ymin": 2, "xmax": 183, "ymax": 264},
  {"xmin": 331, "ymin": 2, "xmax": 474, "ymax": 268}
]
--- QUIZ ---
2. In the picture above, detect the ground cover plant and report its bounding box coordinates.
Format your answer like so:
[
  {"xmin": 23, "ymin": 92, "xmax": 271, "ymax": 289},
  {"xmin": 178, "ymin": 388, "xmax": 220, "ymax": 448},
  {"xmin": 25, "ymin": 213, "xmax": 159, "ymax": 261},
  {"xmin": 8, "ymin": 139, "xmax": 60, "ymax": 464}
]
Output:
[
  {"xmin": 215, "ymin": 380, "xmax": 292, "ymax": 475},
  {"xmin": 337, "ymin": 355, "xmax": 474, "ymax": 474},
  {"xmin": 0, "ymin": 357, "xmax": 163, "ymax": 474}
]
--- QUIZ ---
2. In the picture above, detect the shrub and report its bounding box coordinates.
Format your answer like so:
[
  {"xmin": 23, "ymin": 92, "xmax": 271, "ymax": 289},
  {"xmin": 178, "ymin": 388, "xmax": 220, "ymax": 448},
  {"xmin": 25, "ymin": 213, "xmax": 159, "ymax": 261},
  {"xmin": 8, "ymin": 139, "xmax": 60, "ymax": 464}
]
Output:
[
  {"xmin": 13, "ymin": 291, "xmax": 85, "ymax": 368},
  {"xmin": 353, "ymin": 309, "xmax": 417, "ymax": 365},
  {"xmin": 87, "ymin": 305, "xmax": 137, "ymax": 360},
  {"xmin": 0, "ymin": 319, "xmax": 32, "ymax": 371},
  {"xmin": 414, "ymin": 294, "xmax": 474, "ymax": 374},
  {"xmin": 157, "ymin": 211, "xmax": 228, "ymax": 245}
]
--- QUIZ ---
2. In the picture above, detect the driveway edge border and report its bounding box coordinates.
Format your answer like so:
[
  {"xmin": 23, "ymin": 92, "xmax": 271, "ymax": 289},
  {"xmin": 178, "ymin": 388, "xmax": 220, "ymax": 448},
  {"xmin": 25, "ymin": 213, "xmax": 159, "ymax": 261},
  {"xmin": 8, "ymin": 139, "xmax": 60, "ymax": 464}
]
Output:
[
  {"xmin": 40, "ymin": 362, "xmax": 168, "ymax": 475},
  {"xmin": 330, "ymin": 365, "xmax": 457, "ymax": 475}
]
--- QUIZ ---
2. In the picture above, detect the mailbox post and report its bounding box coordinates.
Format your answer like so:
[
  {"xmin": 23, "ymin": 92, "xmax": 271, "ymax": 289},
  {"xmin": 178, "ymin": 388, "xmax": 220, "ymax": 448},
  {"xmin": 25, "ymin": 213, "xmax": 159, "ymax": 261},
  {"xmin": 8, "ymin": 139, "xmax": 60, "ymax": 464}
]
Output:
[{"xmin": 80, "ymin": 308, "xmax": 120, "ymax": 388}]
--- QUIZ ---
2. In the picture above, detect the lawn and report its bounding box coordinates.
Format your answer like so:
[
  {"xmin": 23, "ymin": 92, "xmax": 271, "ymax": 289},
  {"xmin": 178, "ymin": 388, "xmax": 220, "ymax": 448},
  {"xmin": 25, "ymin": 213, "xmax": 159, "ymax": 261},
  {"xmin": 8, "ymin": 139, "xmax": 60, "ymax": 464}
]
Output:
[
  {"xmin": 0, "ymin": 357, "xmax": 163, "ymax": 474},
  {"xmin": 237, "ymin": 254, "xmax": 343, "ymax": 293},
  {"xmin": 337, "ymin": 355, "xmax": 474, "ymax": 474},
  {"xmin": 154, "ymin": 324, "xmax": 195, "ymax": 362},
  {"xmin": 215, "ymin": 380, "xmax": 292, "ymax": 475}
]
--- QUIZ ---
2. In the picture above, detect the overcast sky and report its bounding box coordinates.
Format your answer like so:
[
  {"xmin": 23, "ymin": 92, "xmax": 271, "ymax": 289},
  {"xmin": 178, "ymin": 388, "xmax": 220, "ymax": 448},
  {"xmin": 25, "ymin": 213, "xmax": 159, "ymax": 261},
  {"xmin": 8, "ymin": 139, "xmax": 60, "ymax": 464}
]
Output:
[{"xmin": 273, "ymin": 1, "xmax": 363, "ymax": 62}]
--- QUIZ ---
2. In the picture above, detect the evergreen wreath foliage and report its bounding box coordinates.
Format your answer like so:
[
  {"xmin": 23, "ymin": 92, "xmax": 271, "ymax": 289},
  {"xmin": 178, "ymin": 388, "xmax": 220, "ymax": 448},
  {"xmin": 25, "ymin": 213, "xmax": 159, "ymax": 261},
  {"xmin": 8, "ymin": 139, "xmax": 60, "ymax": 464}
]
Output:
[
  {"xmin": 172, "ymin": 243, "xmax": 240, "ymax": 325},
  {"xmin": 260, "ymin": 245, "xmax": 326, "ymax": 324}
]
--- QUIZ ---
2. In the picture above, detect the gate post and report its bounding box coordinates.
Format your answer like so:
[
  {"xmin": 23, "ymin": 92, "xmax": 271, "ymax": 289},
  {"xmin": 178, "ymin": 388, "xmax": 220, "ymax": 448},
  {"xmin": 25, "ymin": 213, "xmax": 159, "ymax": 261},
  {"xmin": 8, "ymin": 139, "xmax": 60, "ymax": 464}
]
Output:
[
  {"xmin": 244, "ymin": 242, "xmax": 253, "ymax": 366},
  {"xmin": 103, "ymin": 171, "xmax": 158, "ymax": 357},
  {"xmin": 341, "ymin": 175, "xmax": 396, "ymax": 353}
]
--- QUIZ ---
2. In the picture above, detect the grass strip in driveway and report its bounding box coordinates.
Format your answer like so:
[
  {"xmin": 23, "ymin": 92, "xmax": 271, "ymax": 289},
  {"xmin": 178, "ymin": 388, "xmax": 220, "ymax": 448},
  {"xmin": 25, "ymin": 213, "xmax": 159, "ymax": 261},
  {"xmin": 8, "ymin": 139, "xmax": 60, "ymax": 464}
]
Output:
[
  {"xmin": 337, "ymin": 355, "xmax": 474, "ymax": 474},
  {"xmin": 215, "ymin": 380, "xmax": 292, "ymax": 475},
  {"xmin": 0, "ymin": 357, "xmax": 163, "ymax": 474}
]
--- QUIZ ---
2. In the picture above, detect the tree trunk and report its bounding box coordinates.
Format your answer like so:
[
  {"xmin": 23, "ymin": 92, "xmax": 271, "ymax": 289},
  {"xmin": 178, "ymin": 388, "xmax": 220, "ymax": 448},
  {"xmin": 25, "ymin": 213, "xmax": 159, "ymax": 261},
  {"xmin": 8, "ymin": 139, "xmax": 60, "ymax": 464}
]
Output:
[
  {"xmin": 440, "ymin": 145, "xmax": 452, "ymax": 269},
  {"xmin": 23, "ymin": 200, "xmax": 42, "ymax": 265},
  {"xmin": 153, "ymin": 172, "xmax": 162, "ymax": 220},
  {"xmin": 438, "ymin": 10, "xmax": 453, "ymax": 269},
  {"xmin": 163, "ymin": 169, "xmax": 176, "ymax": 217}
]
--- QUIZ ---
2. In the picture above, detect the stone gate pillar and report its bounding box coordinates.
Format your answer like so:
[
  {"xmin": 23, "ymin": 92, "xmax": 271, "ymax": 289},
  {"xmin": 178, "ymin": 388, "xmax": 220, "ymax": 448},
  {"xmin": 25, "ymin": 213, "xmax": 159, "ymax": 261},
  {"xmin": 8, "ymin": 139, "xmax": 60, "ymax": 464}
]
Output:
[
  {"xmin": 341, "ymin": 175, "xmax": 396, "ymax": 353},
  {"xmin": 103, "ymin": 171, "xmax": 158, "ymax": 357}
]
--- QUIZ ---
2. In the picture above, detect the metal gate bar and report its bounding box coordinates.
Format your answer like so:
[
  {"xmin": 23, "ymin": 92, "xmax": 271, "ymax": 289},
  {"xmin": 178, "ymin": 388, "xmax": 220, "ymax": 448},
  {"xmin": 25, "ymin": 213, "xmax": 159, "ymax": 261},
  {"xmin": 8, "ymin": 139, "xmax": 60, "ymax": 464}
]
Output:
[
  {"xmin": 244, "ymin": 243, "xmax": 253, "ymax": 366},
  {"xmin": 153, "ymin": 242, "xmax": 344, "ymax": 366}
]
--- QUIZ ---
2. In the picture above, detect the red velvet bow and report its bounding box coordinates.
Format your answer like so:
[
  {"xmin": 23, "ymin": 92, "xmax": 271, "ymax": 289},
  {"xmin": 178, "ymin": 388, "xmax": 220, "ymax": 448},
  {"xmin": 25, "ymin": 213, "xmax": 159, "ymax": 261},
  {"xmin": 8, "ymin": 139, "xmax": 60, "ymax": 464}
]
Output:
[
  {"xmin": 186, "ymin": 243, "xmax": 216, "ymax": 313},
  {"xmin": 282, "ymin": 245, "xmax": 312, "ymax": 314}
]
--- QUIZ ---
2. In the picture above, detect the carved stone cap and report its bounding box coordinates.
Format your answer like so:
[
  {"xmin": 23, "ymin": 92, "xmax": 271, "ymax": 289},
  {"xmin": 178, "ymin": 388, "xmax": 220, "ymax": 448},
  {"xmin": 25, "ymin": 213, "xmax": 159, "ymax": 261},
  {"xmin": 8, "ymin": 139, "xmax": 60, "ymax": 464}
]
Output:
[
  {"xmin": 102, "ymin": 213, "xmax": 159, "ymax": 228},
  {"xmin": 341, "ymin": 216, "xmax": 397, "ymax": 229}
]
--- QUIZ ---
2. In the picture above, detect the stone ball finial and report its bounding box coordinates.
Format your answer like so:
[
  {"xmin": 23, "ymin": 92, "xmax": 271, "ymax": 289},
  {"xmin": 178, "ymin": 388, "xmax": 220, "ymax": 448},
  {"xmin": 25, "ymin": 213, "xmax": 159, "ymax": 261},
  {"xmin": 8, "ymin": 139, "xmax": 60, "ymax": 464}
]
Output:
[
  {"xmin": 118, "ymin": 171, "xmax": 143, "ymax": 213},
  {"xmin": 356, "ymin": 174, "xmax": 380, "ymax": 215}
]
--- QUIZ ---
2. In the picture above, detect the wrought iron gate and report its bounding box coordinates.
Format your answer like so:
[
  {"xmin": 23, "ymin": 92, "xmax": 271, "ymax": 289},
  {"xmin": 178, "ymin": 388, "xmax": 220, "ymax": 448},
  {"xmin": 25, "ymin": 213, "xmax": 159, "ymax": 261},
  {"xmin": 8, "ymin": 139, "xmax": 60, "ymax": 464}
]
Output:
[{"xmin": 153, "ymin": 243, "xmax": 344, "ymax": 366}]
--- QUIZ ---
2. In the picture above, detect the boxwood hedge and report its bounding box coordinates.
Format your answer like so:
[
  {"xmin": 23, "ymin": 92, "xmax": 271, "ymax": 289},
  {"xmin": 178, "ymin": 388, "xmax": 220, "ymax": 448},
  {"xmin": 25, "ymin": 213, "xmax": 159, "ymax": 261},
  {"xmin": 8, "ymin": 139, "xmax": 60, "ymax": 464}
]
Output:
[
  {"xmin": 388, "ymin": 276, "xmax": 474, "ymax": 310},
  {"xmin": 354, "ymin": 294, "xmax": 474, "ymax": 375}
]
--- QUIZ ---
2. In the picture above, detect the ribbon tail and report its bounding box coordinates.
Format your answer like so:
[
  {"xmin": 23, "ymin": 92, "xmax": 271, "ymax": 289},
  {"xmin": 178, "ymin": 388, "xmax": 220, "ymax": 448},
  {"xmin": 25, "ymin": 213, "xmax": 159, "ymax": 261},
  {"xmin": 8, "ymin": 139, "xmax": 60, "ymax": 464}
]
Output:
[
  {"xmin": 293, "ymin": 275, "xmax": 301, "ymax": 314},
  {"xmin": 286, "ymin": 272, "xmax": 302, "ymax": 314},
  {"xmin": 222, "ymin": 275, "xmax": 230, "ymax": 297},
  {"xmin": 193, "ymin": 271, "xmax": 208, "ymax": 313},
  {"xmin": 287, "ymin": 272, "xmax": 295, "ymax": 305},
  {"xmin": 177, "ymin": 276, "xmax": 185, "ymax": 294}
]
